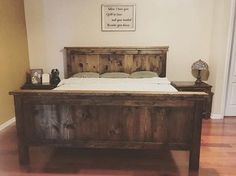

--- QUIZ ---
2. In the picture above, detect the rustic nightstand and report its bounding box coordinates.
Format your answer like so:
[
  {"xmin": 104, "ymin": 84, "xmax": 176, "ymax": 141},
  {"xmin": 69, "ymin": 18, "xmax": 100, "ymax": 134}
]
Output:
[
  {"xmin": 21, "ymin": 83, "xmax": 57, "ymax": 90},
  {"xmin": 171, "ymin": 81, "xmax": 213, "ymax": 119}
]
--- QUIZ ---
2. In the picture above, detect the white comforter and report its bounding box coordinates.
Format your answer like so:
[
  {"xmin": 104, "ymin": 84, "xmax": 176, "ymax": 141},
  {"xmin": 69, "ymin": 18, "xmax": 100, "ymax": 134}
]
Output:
[{"xmin": 54, "ymin": 77, "xmax": 177, "ymax": 92}]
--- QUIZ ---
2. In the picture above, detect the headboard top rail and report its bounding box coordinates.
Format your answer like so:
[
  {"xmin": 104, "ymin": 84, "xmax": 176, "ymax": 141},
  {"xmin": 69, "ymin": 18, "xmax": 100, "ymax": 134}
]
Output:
[
  {"xmin": 64, "ymin": 46, "xmax": 168, "ymax": 78},
  {"xmin": 64, "ymin": 46, "xmax": 168, "ymax": 54}
]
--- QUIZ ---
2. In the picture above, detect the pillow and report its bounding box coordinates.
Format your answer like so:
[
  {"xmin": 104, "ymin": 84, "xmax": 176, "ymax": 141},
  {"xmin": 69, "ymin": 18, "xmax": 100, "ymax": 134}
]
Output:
[
  {"xmin": 100, "ymin": 72, "xmax": 129, "ymax": 78},
  {"xmin": 130, "ymin": 71, "xmax": 158, "ymax": 78},
  {"xmin": 72, "ymin": 72, "xmax": 99, "ymax": 78}
]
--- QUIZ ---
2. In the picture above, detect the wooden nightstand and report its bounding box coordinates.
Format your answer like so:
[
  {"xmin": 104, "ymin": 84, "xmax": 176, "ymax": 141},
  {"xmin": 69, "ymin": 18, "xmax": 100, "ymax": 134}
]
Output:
[
  {"xmin": 171, "ymin": 81, "xmax": 213, "ymax": 119},
  {"xmin": 21, "ymin": 83, "xmax": 57, "ymax": 90}
]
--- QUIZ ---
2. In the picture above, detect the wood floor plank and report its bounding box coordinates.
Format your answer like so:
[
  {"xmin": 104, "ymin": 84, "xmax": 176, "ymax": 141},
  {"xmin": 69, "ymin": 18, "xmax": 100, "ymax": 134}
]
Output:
[{"xmin": 0, "ymin": 117, "xmax": 236, "ymax": 176}]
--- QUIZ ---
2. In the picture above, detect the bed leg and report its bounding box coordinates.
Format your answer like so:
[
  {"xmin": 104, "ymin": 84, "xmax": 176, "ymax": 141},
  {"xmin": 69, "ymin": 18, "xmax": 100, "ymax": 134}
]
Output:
[
  {"xmin": 189, "ymin": 101, "xmax": 203, "ymax": 171},
  {"xmin": 14, "ymin": 96, "xmax": 30, "ymax": 165},
  {"xmin": 189, "ymin": 148, "xmax": 200, "ymax": 171},
  {"xmin": 18, "ymin": 143, "xmax": 30, "ymax": 165}
]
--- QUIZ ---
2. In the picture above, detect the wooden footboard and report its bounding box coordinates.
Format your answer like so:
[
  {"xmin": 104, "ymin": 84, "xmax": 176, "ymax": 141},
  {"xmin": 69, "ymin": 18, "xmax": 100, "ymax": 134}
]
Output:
[{"xmin": 10, "ymin": 90, "xmax": 207, "ymax": 171}]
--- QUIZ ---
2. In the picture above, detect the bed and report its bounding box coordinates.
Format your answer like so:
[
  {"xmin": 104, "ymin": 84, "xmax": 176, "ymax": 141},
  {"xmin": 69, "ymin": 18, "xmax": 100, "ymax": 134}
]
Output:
[{"xmin": 10, "ymin": 47, "xmax": 206, "ymax": 171}]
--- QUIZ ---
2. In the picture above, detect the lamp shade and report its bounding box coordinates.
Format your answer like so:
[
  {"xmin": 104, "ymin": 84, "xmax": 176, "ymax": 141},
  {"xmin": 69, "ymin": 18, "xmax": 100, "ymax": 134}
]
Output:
[{"xmin": 191, "ymin": 59, "xmax": 208, "ymax": 71}]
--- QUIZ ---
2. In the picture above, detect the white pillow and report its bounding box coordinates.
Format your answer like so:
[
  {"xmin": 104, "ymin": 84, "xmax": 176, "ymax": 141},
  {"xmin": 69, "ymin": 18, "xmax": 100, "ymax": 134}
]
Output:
[
  {"xmin": 130, "ymin": 71, "xmax": 158, "ymax": 78},
  {"xmin": 72, "ymin": 72, "xmax": 99, "ymax": 78},
  {"xmin": 100, "ymin": 72, "xmax": 129, "ymax": 78}
]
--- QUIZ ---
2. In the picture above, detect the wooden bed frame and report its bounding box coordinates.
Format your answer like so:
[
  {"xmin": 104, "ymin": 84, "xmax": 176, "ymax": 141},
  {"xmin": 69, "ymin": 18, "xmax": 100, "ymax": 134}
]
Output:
[{"xmin": 10, "ymin": 47, "xmax": 206, "ymax": 171}]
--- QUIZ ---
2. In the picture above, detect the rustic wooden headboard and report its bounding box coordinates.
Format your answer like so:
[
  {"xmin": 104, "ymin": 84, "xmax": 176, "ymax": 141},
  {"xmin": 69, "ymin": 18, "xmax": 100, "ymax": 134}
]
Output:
[{"xmin": 64, "ymin": 47, "xmax": 168, "ymax": 78}]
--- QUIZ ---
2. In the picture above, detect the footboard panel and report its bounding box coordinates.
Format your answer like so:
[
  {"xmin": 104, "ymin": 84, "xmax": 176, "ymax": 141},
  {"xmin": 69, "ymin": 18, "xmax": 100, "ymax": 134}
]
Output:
[
  {"xmin": 24, "ymin": 104, "xmax": 194, "ymax": 146},
  {"xmin": 10, "ymin": 90, "xmax": 206, "ymax": 170}
]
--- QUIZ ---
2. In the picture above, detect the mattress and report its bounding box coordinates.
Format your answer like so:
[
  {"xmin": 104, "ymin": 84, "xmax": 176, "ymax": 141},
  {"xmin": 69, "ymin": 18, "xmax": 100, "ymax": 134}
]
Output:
[{"xmin": 54, "ymin": 77, "xmax": 178, "ymax": 92}]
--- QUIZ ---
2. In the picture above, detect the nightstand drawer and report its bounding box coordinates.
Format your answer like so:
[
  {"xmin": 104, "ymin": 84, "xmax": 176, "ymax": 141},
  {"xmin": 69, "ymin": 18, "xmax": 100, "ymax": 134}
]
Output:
[{"xmin": 176, "ymin": 87, "xmax": 211, "ymax": 92}]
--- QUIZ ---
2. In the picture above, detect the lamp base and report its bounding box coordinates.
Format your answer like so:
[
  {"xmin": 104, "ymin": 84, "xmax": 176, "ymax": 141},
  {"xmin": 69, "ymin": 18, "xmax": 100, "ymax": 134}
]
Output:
[
  {"xmin": 195, "ymin": 70, "xmax": 202, "ymax": 85},
  {"xmin": 195, "ymin": 79, "xmax": 202, "ymax": 85}
]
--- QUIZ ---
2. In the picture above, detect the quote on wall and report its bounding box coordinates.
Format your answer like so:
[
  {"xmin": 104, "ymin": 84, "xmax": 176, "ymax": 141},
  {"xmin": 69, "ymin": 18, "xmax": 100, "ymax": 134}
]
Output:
[{"xmin": 102, "ymin": 5, "xmax": 136, "ymax": 31}]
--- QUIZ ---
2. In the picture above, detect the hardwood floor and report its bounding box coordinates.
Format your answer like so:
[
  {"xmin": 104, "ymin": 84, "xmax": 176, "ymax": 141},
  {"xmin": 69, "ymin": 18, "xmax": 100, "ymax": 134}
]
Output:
[{"xmin": 0, "ymin": 117, "xmax": 235, "ymax": 176}]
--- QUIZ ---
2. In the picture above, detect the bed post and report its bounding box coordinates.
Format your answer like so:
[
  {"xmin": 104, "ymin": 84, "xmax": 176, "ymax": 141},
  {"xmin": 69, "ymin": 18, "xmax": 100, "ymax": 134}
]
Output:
[
  {"xmin": 189, "ymin": 100, "xmax": 204, "ymax": 171},
  {"xmin": 14, "ymin": 96, "xmax": 30, "ymax": 165},
  {"xmin": 65, "ymin": 48, "xmax": 72, "ymax": 79}
]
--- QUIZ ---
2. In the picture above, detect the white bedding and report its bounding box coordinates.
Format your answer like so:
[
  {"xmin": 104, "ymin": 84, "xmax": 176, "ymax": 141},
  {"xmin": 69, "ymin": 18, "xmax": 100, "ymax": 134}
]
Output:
[{"xmin": 54, "ymin": 77, "xmax": 177, "ymax": 92}]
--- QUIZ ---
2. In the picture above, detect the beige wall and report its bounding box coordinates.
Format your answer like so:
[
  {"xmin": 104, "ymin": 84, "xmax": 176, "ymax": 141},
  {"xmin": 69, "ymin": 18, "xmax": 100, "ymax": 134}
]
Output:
[
  {"xmin": 24, "ymin": 0, "xmax": 232, "ymax": 116},
  {"xmin": 208, "ymin": 0, "xmax": 232, "ymax": 118},
  {"xmin": 24, "ymin": 0, "xmax": 214, "ymax": 81},
  {"xmin": 0, "ymin": 0, "xmax": 29, "ymax": 124}
]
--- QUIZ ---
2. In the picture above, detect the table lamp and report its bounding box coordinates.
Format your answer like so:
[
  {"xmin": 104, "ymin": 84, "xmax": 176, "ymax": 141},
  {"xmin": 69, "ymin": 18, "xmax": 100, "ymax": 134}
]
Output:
[{"xmin": 191, "ymin": 59, "xmax": 209, "ymax": 84}]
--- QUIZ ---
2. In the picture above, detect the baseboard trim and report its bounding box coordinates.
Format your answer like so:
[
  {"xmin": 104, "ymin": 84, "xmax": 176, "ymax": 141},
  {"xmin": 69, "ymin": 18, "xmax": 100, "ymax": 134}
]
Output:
[
  {"xmin": 210, "ymin": 114, "xmax": 224, "ymax": 120},
  {"xmin": 0, "ymin": 117, "xmax": 16, "ymax": 131}
]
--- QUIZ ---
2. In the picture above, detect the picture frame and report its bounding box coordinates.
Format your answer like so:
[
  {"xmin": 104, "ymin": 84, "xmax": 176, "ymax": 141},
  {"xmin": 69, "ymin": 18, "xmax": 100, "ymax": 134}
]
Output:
[
  {"xmin": 30, "ymin": 69, "xmax": 43, "ymax": 84},
  {"xmin": 101, "ymin": 4, "xmax": 136, "ymax": 31},
  {"xmin": 42, "ymin": 73, "xmax": 50, "ymax": 85}
]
